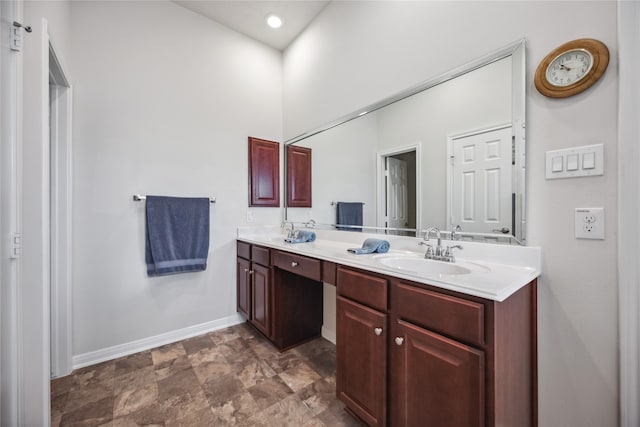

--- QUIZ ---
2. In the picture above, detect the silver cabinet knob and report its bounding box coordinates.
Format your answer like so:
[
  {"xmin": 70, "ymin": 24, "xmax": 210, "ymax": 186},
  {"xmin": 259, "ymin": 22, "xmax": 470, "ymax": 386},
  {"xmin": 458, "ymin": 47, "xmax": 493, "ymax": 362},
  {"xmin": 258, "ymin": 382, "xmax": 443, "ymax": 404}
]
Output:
[
  {"xmin": 291, "ymin": 261, "xmax": 299, "ymax": 267},
  {"xmin": 395, "ymin": 337, "xmax": 404, "ymax": 346},
  {"xmin": 374, "ymin": 327, "xmax": 383, "ymax": 336},
  {"xmin": 249, "ymin": 270, "xmax": 253, "ymax": 275},
  {"xmin": 243, "ymin": 268, "xmax": 249, "ymax": 273}
]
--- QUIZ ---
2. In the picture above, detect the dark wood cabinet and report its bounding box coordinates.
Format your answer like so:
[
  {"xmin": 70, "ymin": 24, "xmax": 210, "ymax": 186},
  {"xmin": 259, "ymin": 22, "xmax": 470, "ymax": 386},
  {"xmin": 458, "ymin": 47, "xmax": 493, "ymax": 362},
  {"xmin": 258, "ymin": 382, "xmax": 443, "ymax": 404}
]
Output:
[
  {"xmin": 236, "ymin": 256, "xmax": 251, "ymax": 318},
  {"xmin": 335, "ymin": 265, "xmax": 536, "ymax": 427},
  {"xmin": 336, "ymin": 267, "xmax": 388, "ymax": 426},
  {"xmin": 251, "ymin": 263, "xmax": 271, "ymax": 337},
  {"xmin": 287, "ymin": 145, "xmax": 312, "ymax": 208},
  {"xmin": 391, "ymin": 319, "xmax": 484, "ymax": 427},
  {"xmin": 237, "ymin": 242, "xmax": 537, "ymax": 427},
  {"xmin": 390, "ymin": 279, "xmax": 537, "ymax": 427},
  {"xmin": 236, "ymin": 242, "xmax": 322, "ymax": 350},
  {"xmin": 337, "ymin": 296, "xmax": 387, "ymax": 427},
  {"xmin": 237, "ymin": 242, "xmax": 273, "ymax": 338},
  {"xmin": 248, "ymin": 136, "xmax": 280, "ymax": 207}
]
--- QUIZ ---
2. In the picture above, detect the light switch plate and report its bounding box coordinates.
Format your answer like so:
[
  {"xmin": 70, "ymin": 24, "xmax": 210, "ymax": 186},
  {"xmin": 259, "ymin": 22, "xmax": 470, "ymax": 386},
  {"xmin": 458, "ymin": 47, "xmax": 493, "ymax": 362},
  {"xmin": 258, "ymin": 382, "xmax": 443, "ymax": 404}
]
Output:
[
  {"xmin": 575, "ymin": 207, "xmax": 605, "ymax": 239},
  {"xmin": 546, "ymin": 143, "xmax": 604, "ymax": 179}
]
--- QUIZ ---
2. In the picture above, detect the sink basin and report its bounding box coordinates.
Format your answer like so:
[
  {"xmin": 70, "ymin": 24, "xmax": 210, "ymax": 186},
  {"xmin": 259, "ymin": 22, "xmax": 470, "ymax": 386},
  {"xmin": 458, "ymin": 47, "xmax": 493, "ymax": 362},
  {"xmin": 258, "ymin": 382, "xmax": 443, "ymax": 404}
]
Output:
[{"xmin": 373, "ymin": 253, "xmax": 489, "ymax": 276}]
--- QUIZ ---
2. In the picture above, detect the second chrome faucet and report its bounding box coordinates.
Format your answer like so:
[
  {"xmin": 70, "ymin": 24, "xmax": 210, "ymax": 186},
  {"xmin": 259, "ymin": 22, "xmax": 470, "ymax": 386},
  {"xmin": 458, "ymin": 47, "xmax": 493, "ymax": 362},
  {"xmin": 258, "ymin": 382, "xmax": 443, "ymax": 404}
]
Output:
[{"xmin": 420, "ymin": 227, "xmax": 463, "ymax": 262}]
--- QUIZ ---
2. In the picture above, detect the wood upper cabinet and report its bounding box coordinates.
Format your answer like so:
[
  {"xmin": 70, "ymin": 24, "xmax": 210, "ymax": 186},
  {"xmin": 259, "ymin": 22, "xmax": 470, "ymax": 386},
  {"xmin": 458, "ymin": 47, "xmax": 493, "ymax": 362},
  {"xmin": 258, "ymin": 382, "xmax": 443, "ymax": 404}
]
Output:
[
  {"xmin": 287, "ymin": 145, "xmax": 312, "ymax": 208},
  {"xmin": 337, "ymin": 296, "xmax": 387, "ymax": 427},
  {"xmin": 248, "ymin": 137, "xmax": 280, "ymax": 207},
  {"xmin": 391, "ymin": 319, "xmax": 484, "ymax": 427}
]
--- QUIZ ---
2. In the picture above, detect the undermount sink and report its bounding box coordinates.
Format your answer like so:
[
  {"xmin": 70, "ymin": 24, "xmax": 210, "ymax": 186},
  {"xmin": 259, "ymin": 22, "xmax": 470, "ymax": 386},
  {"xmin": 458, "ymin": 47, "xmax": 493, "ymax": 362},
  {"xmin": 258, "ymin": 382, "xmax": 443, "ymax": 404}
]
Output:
[{"xmin": 373, "ymin": 253, "xmax": 489, "ymax": 276}]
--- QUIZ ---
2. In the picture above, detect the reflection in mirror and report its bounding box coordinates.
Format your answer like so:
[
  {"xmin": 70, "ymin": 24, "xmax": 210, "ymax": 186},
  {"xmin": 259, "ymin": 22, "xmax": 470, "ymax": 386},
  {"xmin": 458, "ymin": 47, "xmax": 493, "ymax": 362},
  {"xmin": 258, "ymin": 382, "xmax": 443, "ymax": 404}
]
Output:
[{"xmin": 285, "ymin": 39, "xmax": 526, "ymax": 244}]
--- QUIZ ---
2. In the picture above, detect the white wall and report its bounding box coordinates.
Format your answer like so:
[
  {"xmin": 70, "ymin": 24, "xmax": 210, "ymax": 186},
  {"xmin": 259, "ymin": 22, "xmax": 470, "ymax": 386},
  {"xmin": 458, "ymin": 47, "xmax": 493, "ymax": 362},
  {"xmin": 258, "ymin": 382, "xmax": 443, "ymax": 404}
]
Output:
[
  {"xmin": 22, "ymin": 1, "xmax": 72, "ymax": 424},
  {"xmin": 70, "ymin": 1, "xmax": 282, "ymax": 358},
  {"xmin": 284, "ymin": 2, "xmax": 619, "ymax": 426}
]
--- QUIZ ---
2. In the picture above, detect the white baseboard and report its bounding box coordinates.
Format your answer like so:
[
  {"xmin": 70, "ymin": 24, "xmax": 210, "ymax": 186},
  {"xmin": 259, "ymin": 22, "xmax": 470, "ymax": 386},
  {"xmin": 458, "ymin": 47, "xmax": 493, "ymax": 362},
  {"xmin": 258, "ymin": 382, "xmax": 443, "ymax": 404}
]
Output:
[
  {"xmin": 72, "ymin": 314, "xmax": 245, "ymax": 370},
  {"xmin": 321, "ymin": 325, "xmax": 336, "ymax": 344}
]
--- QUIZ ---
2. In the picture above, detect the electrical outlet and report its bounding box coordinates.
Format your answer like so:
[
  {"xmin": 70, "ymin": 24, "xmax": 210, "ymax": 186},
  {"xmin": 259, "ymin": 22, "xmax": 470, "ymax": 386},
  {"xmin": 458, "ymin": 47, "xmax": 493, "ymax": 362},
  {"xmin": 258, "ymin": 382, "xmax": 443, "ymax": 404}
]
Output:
[
  {"xmin": 575, "ymin": 208, "xmax": 604, "ymax": 239},
  {"xmin": 246, "ymin": 210, "xmax": 255, "ymax": 223}
]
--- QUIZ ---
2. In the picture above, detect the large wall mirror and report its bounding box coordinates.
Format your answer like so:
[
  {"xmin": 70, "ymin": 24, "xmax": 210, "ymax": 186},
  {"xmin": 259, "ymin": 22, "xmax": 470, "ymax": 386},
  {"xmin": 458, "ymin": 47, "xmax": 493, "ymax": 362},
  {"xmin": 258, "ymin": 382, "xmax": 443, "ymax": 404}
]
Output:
[{"xmin": 285, "ymin": 39, "xmax": 526, "ymax": 245}]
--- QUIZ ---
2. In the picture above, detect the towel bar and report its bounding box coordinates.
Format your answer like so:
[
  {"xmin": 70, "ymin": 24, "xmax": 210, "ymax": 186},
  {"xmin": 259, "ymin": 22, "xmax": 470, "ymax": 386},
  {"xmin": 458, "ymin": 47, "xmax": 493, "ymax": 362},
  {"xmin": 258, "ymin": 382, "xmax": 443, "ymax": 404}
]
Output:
[{"xmin": 133, "ymin": 194, "xmax": 216, "ymax": 204}]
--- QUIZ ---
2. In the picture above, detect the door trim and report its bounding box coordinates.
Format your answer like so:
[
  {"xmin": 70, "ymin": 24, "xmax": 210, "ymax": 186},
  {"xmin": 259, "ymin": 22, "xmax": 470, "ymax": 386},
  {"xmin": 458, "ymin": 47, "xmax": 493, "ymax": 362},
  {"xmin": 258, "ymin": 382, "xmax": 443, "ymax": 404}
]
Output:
[
  {"xmin": 1, "ymin": 1, "xmax": 23, "ymax": 425},
  {"xmin": 376, "ymin": 143, "xmax": 421, "ymax": 233},
  {"xmin": 49, "ymin": 39, "xmax": 72, "ymax": 378}
]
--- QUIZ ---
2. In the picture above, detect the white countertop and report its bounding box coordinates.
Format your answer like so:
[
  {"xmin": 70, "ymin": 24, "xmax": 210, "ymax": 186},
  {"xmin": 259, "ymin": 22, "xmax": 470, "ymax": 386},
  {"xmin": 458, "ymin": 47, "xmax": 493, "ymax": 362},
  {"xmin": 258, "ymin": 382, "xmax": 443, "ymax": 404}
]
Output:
[{"xmin": 237, "ymin": 226, "xmax": 541, "ymax": 302}]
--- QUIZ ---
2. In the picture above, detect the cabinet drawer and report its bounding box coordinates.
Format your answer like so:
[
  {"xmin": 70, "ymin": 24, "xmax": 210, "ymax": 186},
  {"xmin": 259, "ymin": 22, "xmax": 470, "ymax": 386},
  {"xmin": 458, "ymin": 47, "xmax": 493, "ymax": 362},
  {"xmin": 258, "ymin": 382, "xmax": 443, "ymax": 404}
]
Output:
[
  {"xmin": 251, "ymin": 245, "xmax": 270, "ymax": 267},
  {"xmin": 337, "ymin": 267, "xmax": 387, "ymax": 312},
  {"xmin": 237, "ymin": 241, "xmax": 251, "ymax": 259},
  {"xmin": 394, "ymin": 282, "xmax": 485, "ymax": 347},
  {"xmin": 273, "ymin": 250, "xmax": 321, "ymax": 281}
]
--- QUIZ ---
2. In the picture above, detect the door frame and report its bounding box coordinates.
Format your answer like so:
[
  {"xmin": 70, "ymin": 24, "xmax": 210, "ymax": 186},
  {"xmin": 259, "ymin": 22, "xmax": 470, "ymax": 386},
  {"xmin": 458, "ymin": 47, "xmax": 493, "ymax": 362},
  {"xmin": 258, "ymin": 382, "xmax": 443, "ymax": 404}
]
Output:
[
  {"xmin": 376, "ymin": 143, "xmax": 421, "ymax": 232},
  {"xmin": 1, "ymin": 1, "xmax": 23, "ymax": 425},
  {"xmin": 49, "ymin": 39, "xmax": 72, "ymax": 378},
  {"xmin": 445, "ymin": 123, "xmax": 512, "ymax": 232}
]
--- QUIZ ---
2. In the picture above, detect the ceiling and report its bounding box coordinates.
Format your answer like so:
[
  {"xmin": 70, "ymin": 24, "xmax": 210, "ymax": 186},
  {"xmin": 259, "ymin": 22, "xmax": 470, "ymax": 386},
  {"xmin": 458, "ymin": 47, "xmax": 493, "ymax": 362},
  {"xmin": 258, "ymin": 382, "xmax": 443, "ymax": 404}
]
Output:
[{"xmin": 172, "ymin": 1, "xmax": 330, "ymax": 51}]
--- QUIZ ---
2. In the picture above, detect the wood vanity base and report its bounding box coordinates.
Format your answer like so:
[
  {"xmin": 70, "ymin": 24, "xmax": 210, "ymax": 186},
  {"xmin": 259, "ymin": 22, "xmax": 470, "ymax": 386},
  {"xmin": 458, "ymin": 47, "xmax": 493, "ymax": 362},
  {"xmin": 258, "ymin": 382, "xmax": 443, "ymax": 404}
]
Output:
[{"xmin": 237, "ymin": 241, "xmax": 538, "ymax": 426}]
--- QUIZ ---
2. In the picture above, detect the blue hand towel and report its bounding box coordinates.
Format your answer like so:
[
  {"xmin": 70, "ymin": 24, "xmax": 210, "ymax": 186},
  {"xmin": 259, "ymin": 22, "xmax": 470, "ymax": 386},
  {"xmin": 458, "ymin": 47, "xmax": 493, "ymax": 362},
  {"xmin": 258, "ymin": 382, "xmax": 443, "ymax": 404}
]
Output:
[
  {"xmin": 336, "ymin": 202, "xmax": 363, "ymax": 232},
  {"xmin": 347, "ymin": 238, "xmax": 390, "ymax": 254},
  {"xmin": 285, "ymin": 230, "xmax": 316, "ymax": 244},
  {"xmin": 145, "ymin": 196, "xmax": 210, "ymax": 276}
]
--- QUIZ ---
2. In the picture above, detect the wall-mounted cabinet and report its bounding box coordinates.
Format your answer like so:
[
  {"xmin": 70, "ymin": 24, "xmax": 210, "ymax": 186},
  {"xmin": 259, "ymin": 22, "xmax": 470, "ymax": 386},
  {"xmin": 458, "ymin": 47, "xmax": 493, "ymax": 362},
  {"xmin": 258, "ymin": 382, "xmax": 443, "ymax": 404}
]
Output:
[{"xmin": 248, "ymin": 136, "xmax": 280, "ymax": 207}]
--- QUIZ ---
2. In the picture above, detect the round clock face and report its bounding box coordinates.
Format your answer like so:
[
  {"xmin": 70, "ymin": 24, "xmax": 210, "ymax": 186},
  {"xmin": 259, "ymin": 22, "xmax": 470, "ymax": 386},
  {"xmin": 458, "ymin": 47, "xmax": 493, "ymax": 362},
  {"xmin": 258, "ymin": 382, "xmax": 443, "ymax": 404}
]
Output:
[
  {"xmin": 545, "ymin": 49, "xmax": 594, "ymax": 87},
  {"xmin": 534, "ymin": 39, "xmax": 609, "ymax": 98}
]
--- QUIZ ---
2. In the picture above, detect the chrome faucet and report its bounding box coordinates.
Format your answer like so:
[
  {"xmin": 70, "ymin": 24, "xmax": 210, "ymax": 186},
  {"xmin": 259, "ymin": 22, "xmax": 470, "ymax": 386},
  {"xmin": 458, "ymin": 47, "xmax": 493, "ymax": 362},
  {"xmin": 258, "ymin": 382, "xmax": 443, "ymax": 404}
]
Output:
[
  {"xmin": 426, "ymin": 227, "xmax": 444, "ymax": 258},
  {"xmin": 420, "ymin": 227, "xmax": 443, "ymax": 259},
  {"xmin": 442, "ymin": 245, "xmax": 463, "ymax": 262},
  {"xmin": 420, "ymin": 227, "xmax": 463, "ymax": 262},
  {"xmin": 282, "ymin": 221, "xmax": 297, "ymax": 239},
  {"xmin": 451, "ymin": 224, "xmax": 462, "ymax": 241}
]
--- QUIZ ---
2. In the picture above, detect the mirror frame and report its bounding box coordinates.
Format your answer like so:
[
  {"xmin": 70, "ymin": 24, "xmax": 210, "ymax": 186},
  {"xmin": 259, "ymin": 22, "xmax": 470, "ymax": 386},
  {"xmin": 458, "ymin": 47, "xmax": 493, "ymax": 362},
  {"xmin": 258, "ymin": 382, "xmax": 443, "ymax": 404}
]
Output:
[{"xmin": 284, "ymin": 38, "xmax": 526, "ymax": 244}]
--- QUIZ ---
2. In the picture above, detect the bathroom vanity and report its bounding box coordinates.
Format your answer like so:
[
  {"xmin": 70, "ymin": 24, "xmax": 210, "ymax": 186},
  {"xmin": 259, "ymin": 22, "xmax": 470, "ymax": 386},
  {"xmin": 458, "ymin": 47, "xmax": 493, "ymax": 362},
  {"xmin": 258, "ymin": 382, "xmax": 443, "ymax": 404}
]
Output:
[{"xmin": 236, "ymin": 228, "xmax": 540, "ymax": 427}]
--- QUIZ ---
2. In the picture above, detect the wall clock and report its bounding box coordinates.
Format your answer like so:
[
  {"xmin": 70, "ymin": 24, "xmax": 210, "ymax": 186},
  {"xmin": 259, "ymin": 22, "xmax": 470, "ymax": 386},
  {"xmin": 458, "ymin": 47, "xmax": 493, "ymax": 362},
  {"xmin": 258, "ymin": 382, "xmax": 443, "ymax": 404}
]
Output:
[{"xmin": 534, "ymin": 38, "xmax": 609, "ymax": 98}]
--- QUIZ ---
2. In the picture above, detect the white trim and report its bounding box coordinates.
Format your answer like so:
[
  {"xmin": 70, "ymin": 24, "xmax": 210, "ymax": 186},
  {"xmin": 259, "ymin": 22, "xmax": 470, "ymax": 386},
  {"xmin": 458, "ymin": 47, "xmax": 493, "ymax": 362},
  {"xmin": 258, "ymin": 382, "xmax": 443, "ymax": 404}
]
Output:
[
  {"xmin": 38, "ymin": 18, "xmax": 51, "ymax": 425},
  {"xmin": 1, "ymin": 1, "xmax": 23, "ymax": 425},
  {"xmin": 376, "ymin": 143, "xmax": 422, "ymax": 233},
  {"xmin": 321, "ymin": 326, "xmax": 336, "ymax": 345},
  {"xmin": 72, "ymin": 314, "xmax": 245, "ymax": 370},
  {"xmin": 618, "ymin": 1, "xmax": 640, "ymax": 425},
  {"xmin": 49, "ymin": 39, "xmax": 73, "ymax": 377}
]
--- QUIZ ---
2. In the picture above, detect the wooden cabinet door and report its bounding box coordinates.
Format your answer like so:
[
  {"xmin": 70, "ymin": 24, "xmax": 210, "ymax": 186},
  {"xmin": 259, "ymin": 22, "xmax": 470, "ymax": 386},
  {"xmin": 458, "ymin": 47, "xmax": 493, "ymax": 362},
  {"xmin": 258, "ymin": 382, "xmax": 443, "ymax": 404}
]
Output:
[
  {"xmin": 287, "ymin": 145, "xmax": 312, "ymax": 207},
  {"xmin": 250, "ymin": 263, "xmax": 271, "ymax": 337},
  {"xmin": 337, "ymin": 296, "xmax": 387, "ymax": 427},
  {"xmin": 248, "ymin": 137, "xmax": 280, "ymax": 207},
  {"xmin": 391, "ymin": 319, "xmax": 484, "ymax": 427},
  {"xmin": 236, "ymin": 257, "xmax": 251, "ymax": 318}
]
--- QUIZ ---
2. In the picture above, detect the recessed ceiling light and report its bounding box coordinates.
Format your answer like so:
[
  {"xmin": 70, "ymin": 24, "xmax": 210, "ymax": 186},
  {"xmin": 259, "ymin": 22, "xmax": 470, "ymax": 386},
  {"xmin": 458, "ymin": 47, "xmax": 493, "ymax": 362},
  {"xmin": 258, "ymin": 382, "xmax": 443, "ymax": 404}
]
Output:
[{"xmin": 266, "ymin": 14, "xmax": 283, "ymax": 29}]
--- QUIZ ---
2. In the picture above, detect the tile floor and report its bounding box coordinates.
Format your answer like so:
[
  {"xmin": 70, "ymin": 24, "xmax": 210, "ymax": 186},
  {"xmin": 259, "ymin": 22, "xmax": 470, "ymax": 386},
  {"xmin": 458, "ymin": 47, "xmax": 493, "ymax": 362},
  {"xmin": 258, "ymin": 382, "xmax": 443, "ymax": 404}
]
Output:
[{"xmin": 51, "ymin": 323, "xmax": 363, "ymax": 426}]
